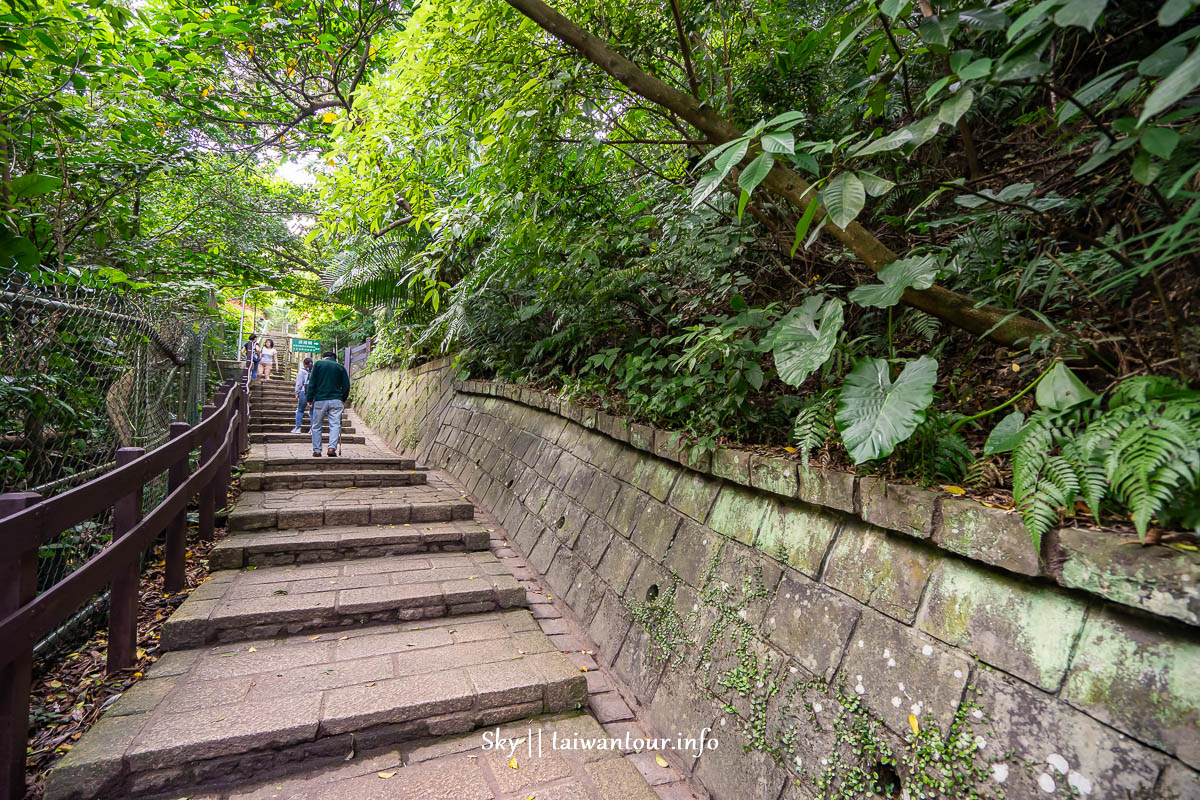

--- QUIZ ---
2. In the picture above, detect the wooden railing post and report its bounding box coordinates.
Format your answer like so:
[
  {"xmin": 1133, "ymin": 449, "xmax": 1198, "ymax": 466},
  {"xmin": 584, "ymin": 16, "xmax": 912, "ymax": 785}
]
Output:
[
  {"xmin": 343, "ymin": 346, "xmax": 351, "ymax": 375},
  {"xmin": 198, "ymin": 404, "xmax": 217, "ymax": 542},
  {"xmin": 164, "ymin": 422, "xmax": 191, "ymax": 593},
  {"xmin": 215, "ymin": 389, "xmax": 231, "ymax": 512},
  {"xmin": 107, "ymin": 448, "xmax": 144, "ymax": 674},
  {"xmin": 0, "ymin": 492, "xmax": 40, "ymax": 800},
  {"xmin": 238, "ymin": 386, "xmax": 249, "ymax": 454}
]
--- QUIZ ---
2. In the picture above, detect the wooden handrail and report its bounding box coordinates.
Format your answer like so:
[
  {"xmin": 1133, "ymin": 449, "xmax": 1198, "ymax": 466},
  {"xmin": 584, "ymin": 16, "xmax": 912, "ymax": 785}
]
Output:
[
  {"xmin": 0, "ymin": 388, "xmax": 239, "ymax": 554},
  {"xmin": 0, "ymin": 380, "xmax": 247, "ymax": 800}
]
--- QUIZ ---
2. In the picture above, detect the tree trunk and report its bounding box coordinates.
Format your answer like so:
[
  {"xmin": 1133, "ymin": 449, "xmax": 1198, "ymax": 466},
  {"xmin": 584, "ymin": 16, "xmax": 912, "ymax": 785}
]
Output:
[{"xmin": 503, "ymin": 0, "xmax": 1051, "ymax": 347}]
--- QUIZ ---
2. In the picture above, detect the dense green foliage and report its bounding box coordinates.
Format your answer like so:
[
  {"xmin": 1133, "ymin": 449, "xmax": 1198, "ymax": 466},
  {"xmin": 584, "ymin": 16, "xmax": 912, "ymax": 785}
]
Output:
[
  {"xmin": 7, "ymin": 0, "xmax": 1199, "ymax": 537},
  {"xmin": 308, "ymin": 0, "xmax": 1199, "ymax": 537}
]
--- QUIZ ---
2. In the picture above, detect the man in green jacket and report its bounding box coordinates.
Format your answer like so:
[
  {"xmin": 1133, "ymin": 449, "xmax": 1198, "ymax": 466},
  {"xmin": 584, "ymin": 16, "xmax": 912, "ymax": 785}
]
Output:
[{"xmin": 305, "ymin": 351, "xmax": 351, "ymax": 457}]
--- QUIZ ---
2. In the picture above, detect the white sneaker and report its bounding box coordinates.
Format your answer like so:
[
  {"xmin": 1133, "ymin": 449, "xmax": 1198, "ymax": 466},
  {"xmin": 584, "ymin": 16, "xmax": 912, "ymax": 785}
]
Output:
[{"xmin": 289, "ymin": 427, "xmax": 301, "ymax": 434}]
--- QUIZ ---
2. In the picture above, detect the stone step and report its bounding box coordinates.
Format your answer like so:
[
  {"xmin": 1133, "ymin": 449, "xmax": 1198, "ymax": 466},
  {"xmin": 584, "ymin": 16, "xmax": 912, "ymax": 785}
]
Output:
[
  {"xmin": 250, "ymin": 423, "xmax": 360, "ymax": 434},
  {"xmin": 251, "ymin": 387, "xmax": 315, "ymax": 395},
  {"xmin": 227, "ymin": 486, "xmax": 473, "ymax": 532},
  {"xmin": 250, "ymin": 432, "xmax": 367, "ymax": 444},
  {"xmin": 45, "ymin": 612, "xmax": 587, "ymax": 800},
  {"xmin": 241, "ymin": 469, "xmax": 426, "ymax": 491},
  {"xmin": 210, "ymin": 520, "xmax": 492, "ymax": 570},
  {"xmin": 162, "ymin": 552, "xmax": 525, "ymax": 648},
  {"xmin": 251, "ymin": 408, "xmax": 346, "ymax": 417},
  {"xmin": 244, "ymin": 455, "xmax": 418, "ymax": 473},
  {"xmin": 151, "ymin": 714, "xmax": 661, "ymax": 800}
]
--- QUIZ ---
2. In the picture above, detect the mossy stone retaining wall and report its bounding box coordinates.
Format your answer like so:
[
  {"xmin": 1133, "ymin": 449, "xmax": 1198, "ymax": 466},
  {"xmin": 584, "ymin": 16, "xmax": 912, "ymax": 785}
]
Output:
[{"xmin": 354, "ymin": 365, "xmax": 1200, "ymax": 800}]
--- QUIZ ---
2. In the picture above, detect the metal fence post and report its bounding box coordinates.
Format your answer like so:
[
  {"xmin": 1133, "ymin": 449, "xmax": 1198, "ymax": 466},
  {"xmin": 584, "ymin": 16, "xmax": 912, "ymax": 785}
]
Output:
[
  {"xmin": 198, "ymin": 404, "xmax": 217, "ymax": 541},
  {"xmin": 0, "ymin": 492, "xmax": 40, "ymax": 800},
  {"xmin": 165, "ymin": 422, "xmax": 191, "ymax": 593},
  {"xmin": 108, "ymin": 448, "xmax": 144, "ymax": 673}
]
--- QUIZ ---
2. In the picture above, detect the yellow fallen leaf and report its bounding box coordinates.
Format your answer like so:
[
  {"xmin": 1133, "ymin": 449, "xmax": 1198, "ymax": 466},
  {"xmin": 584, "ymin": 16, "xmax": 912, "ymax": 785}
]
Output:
[
  {"xmin": 377, "ymin": 771, "xmax": 396, "ymax": 779},
  {"xmin": 1011, "ymin": 362, "xmax": 1021, "ymax": 372},
  {"xmin": 940, "ymin": 485, "xmax": 966, "ymax": 496},
  {"xmin": 580, "ymin": 665, "xmax": 587, "ymax": 672},
  {"xmin": 309, "ymin": 635, "xmax": 321, "ymax": 641},
  {"xmin": 782, "ymin": 446, "xmax": 797, "ymax": 453},
  {"xmin": 908, "ymin": 713, "xmax": 919, "ymax": 736},
  {"xmin": 655, "ymin": 754, "xmax": 668, "ymax": 768},
  {"xmin": 508, "ymin": 756, "xmax": 518, "ymax": 770},
  {"xmin": 248, "ymin": 647, "xmax": 257, "ymax": 653}
]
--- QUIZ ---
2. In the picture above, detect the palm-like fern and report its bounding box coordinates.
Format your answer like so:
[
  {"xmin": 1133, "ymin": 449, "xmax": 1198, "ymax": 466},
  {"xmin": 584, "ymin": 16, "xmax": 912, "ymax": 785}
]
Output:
[
  {"xmin": 791, "ymin": 388, "xmax": 836, "ymax": 469},
  {"xmin": 1011, "ymin": 377, "xmax": 1200, "ymax": 544}
]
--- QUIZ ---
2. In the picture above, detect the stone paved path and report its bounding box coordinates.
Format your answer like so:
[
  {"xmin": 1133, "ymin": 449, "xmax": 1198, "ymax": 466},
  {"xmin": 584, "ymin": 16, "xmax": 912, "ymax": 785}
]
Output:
[{"xmin": 47, "ymin": 389, "xmax": 689, "ymax": 800}]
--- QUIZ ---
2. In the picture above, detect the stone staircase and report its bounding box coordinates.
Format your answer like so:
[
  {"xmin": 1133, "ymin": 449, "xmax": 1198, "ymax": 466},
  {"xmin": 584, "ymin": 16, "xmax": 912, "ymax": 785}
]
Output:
[
  {"xmin": 46, "ymin": 389, "xmax": 663, "ymax": 800},
  {"xmin": 248, "ymin": 377, "xmax": 365, "ymax": 444}
]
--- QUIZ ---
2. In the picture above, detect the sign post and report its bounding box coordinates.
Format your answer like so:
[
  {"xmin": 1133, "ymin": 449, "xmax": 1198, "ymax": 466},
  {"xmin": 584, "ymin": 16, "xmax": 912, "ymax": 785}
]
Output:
[{"xmin": 291, "ymin": 337, "xmax": 320, "ymax": 354}]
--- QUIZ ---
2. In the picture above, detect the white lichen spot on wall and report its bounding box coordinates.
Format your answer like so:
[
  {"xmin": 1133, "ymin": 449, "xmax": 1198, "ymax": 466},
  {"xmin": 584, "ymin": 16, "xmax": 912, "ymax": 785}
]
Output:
[
  {"xmin": 1038, "ymin": 773, "xmax": 1056, "ymax": 793},
  {"xmin": 1067, "ymin": 771, "xmax": 1093, "ymax": 795}
]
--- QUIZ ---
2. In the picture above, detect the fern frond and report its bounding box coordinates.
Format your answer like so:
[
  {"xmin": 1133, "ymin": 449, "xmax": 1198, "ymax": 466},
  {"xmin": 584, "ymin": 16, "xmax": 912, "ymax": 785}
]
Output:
[
  {"xmin": 791, "ymin": 390, "xmax": 836, "ymax": 469},
  {"xmin": 1103, "ymin": 415, "xmax": 1200, "ymax": 537}
]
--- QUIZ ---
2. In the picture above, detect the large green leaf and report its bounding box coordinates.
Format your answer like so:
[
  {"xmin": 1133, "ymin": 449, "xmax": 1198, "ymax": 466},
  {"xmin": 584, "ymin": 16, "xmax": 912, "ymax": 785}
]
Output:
[
  {"xmin": 738, "ymin": 151, "xmax": 774, "ymax": 194},
  {"xmin": 1036, "ymin": 361, "xmax": 1097, "ymax": 410},
  {"xmin": 938, "ymin": 88, "xmax": 975, "ymax": 126},
  {"xmin": 836, "ymin": 356, "xmax": 939, "ymax": 463},
  {"xmin": 984, "ymin": 410, "xmax": 1027, "ymax": 454},
  {"xmin": 8, "ymin": 174, "xmax": 63, "ymax": 199},
  {"xmin": 1139, "ymin": 44, "xmax": 1200, "ymax": 124},
  {"xmin": 761, "ymin": 132, "xmax": 795, "ymax": 154},
  {"xmin": 847, "ymin": 255, "xmax": 937, "ymax": 308},
  {"xmin": 821, "ymin": 172, "xmax": 865, "ymax": 229},
  {"xmin": 772, "ymin": 296, "xmax": 845, "ymax": 387},
  {"xmin": 1053, "ymin": 0, "xmax": 1108, "ymax": 31},
  {"xmin": 853, "ymin": 115, "xmax": 942, "ymax": 158}
]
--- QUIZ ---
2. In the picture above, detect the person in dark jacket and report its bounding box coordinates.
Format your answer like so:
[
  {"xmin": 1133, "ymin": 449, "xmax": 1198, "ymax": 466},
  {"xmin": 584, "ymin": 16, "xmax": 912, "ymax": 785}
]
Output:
[
  {"xmin": 305, "ymin": 351, "xmax": 350, "ymax": 457},
  {"xmin": 242, "ymin": 334, "xmax": 259, "ymax": 380}
]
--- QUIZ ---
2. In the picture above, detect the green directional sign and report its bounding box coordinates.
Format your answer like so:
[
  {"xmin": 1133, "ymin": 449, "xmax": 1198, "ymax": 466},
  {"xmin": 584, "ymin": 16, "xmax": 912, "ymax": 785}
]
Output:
[{"xmin": 291, "ymin": 337, "xmax": 320, "ymax": 354}]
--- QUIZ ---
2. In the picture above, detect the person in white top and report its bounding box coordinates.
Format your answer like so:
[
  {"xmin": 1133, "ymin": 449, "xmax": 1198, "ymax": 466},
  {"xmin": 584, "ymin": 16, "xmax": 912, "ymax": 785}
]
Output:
[
  {"xmin": 258, "ymin": 339, "xmax": 278, "ymax": 381},
  {"xmin": 291, "ymin": 357, "xmax": 312, "ymax": 434}
]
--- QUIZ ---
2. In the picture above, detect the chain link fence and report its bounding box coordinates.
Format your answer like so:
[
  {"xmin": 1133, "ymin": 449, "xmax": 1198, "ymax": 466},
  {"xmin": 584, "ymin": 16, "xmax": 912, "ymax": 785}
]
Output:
[{"xmin": 0, "ymin": 268, "xmax": 226, "ymax": 655}]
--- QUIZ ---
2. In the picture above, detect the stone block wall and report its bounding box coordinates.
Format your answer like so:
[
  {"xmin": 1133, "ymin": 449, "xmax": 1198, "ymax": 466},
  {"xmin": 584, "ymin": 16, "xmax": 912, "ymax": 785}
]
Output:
[
  {"xmin": 354, "ymin": 368, "xmax": 1200, "ymax": 800},
  {"xmin": 351, "ymin": 356, "xmax": 456, "ymax": 463}
]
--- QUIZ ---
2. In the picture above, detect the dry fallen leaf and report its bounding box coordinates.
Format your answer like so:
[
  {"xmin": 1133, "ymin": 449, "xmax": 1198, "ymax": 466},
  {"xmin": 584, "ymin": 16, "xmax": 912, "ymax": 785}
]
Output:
[
  {"xmin": 655, "ymin": 754, "xmax": 669, "ymax": 768},
  {"xmin": 908, "ymin": 713, "xmax": 920, "ymax": 736},
  {"xmin": 508, "ymin": 756, "xmax": 518, "ymax": 770},
  {"xmin": 247, "ymin": 647, "xmax": 257, "ymax": 653},
  {"xmin": 940, "ymin": 485, "xmax": 966, "ymax": 496},
  {"xmin": 377, "ymin": 771, "xmax": 396, "ymax": 779}
]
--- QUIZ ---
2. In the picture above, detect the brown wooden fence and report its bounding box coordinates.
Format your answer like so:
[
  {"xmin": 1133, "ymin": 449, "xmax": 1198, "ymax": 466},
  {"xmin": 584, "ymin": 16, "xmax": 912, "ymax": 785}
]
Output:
[
  {"xmin": 0, "ymin": 378, "xmax": 249, "ymax": 800},
  {"xmin": 343, "ymin": 337, "xmax": 372, "ymax": 375}
]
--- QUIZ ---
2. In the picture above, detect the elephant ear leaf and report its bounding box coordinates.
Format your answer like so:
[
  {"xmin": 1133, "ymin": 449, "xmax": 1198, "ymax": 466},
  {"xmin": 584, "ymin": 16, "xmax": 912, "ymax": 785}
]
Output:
[
  {"xmin": 847, "ymin": 255, "xmax": 938, "ymax": 309},
  {"xmin": 772, "ymin": 296, "xmax": 845, "ymax": 387},
  {"xmin": 1036, "ymin": 361, "xmax": 1096, "ymax": 410},
  {"xmin": 836, "ymin": 355, "xmax": 938, "ymax": 463}
]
